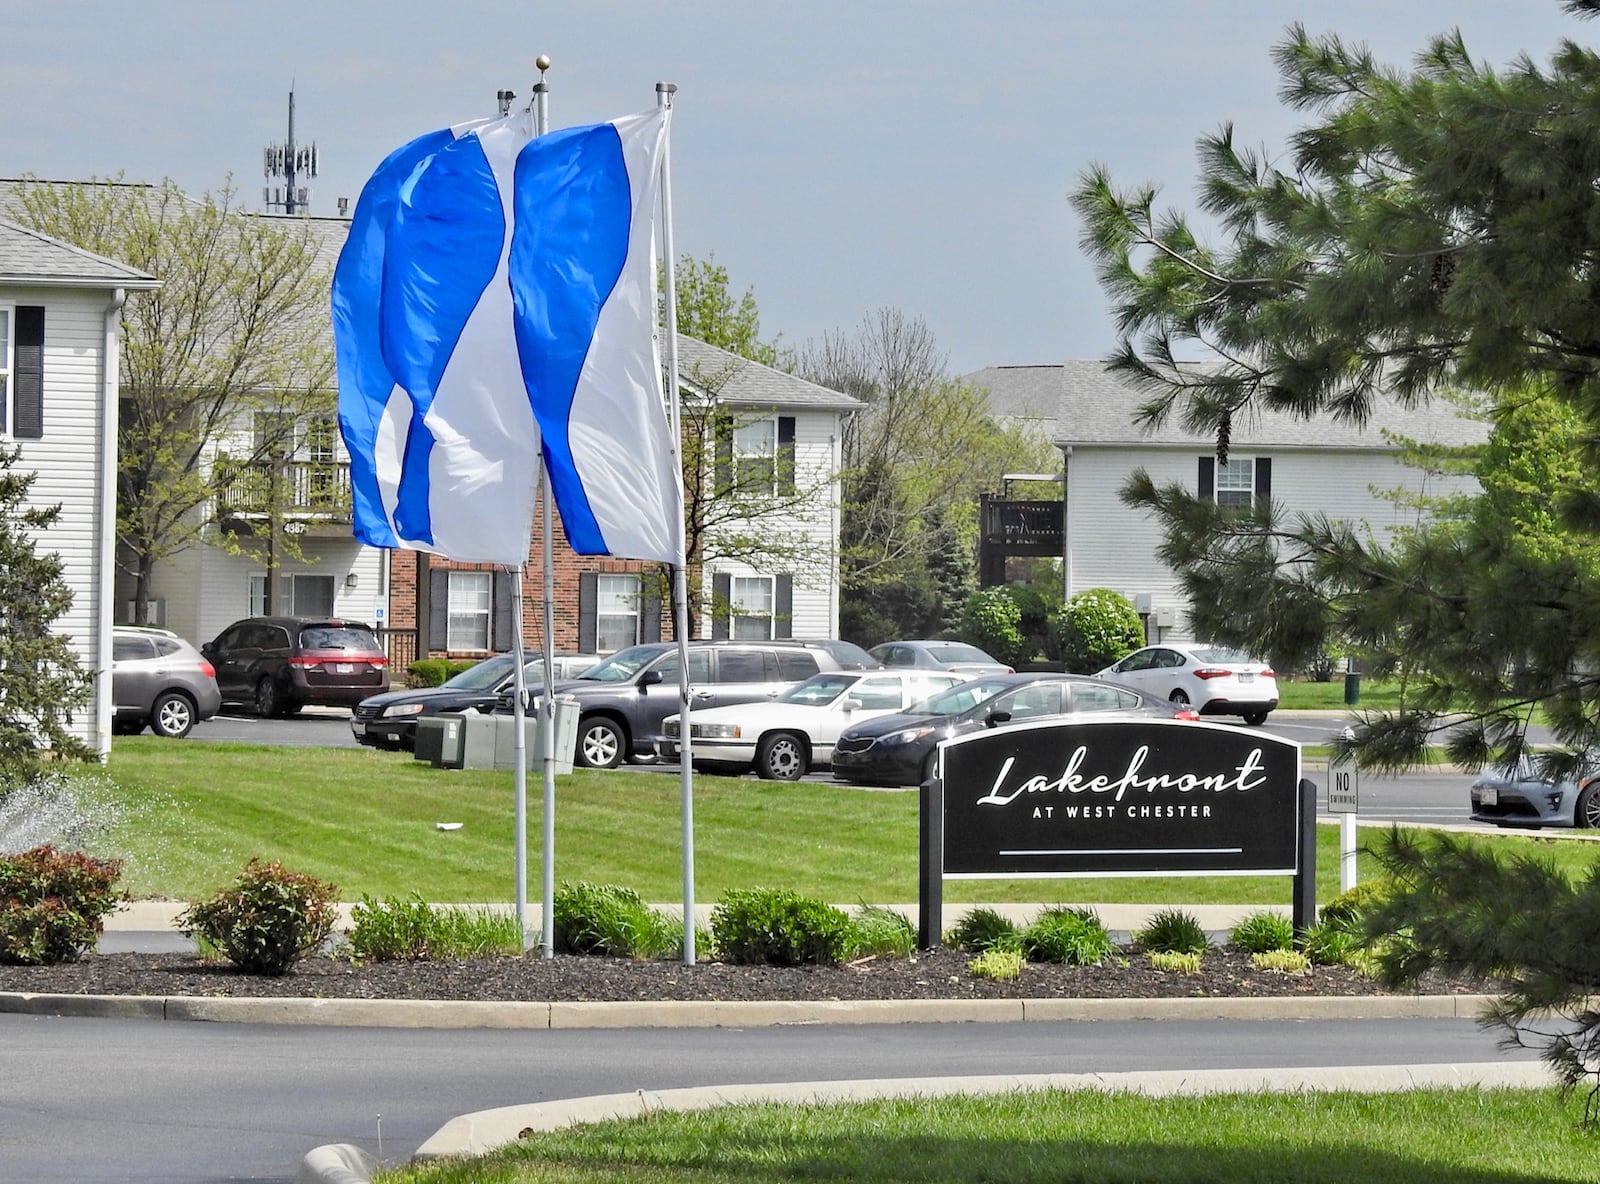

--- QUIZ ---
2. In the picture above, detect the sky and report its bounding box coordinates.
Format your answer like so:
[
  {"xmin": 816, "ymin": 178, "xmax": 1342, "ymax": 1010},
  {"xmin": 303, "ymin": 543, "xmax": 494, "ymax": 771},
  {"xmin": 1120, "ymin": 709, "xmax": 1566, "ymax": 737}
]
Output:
[{"xmin": 3, "ymin": 2, "xmax": 1588, "ymax": 376}]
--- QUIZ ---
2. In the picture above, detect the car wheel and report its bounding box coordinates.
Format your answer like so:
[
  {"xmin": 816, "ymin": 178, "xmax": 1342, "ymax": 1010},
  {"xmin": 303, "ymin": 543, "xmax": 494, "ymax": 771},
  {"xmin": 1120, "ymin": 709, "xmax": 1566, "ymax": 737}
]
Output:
[
  {"xmin": 150, "ymin": 692, "xmax": 196, "ymax": 739},
  {"xmin": 756, "ymin": 732, "xmax": 808, "ymax": 781},
  {"xmin": 575, "ymin": 717, "xmax": 626, "ymax": 770},
  {"xmin": 1241, "ymin": 710, "xmax": 1268, "ymax": 726},
  {"xmin": 1169, "ymin": 689, "xmax": 1191, "ymax": 707},
  {"xmin": 1576, "ymin": 783, "xmax": 1600, "ymax": 829},
  {"xmin": 254, "ymin": 676, "xmax": 282, "ymax": 718}
]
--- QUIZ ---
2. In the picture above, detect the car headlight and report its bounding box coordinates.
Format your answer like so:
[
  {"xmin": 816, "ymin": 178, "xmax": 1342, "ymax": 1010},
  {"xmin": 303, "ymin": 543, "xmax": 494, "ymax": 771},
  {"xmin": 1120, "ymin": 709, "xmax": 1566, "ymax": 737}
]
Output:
[
  {"xmin": 876, "ymin": 725, "xmax": 938, "ymax": 747},
  {"xmin": 381, "ymin": 703, "xmax": 427, "ymax": 718},
  {"xmin": 692, "ymin": 723, "xmax": 741, "ymax": 739}
]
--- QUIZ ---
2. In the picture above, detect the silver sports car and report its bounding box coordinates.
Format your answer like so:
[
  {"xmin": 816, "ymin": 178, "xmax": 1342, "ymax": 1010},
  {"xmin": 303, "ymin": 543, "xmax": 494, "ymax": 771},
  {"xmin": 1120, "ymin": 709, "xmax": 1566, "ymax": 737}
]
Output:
[{"xmin": 1470, "ymin": 756, "xmax": 1600, "ymax": 829}]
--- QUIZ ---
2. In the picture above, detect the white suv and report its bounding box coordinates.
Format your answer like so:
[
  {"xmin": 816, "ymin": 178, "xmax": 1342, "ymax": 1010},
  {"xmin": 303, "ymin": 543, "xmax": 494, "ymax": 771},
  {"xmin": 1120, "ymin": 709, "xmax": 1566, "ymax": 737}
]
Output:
[{"xmin": 111, "ymin": 626, "xmax": 223, "ymax": 738}]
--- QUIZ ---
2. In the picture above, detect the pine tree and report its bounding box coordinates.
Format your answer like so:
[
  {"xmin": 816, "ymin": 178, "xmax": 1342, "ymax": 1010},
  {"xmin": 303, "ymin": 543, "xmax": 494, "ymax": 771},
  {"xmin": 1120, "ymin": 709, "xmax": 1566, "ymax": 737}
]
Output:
[{"xmin": 0, "ymin": 446, "xmax": 95, "ymax": 787}]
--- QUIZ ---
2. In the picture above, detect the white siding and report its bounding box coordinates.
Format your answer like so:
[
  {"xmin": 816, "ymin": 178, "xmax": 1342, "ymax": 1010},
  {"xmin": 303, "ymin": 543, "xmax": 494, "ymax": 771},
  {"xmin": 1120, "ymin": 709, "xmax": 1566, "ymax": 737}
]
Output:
[
  {"xmin": 1066, "ymin": 444, "xmax": 1480, "ymax": 645},
  {"xmin": 701, "ymin": 406, "xmax": 843, "ymax": 639},
  {"xmin": 5, "ymin": 287, "xmax": 116, "ymax": 755}
]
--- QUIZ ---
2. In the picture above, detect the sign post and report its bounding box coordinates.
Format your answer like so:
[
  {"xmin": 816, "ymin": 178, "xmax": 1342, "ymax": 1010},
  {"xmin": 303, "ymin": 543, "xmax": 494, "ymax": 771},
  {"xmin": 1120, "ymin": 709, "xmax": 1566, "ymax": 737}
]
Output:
[{"xmin": 1326, "ymin": 752, "xmax": 1360, "ymax": 892}]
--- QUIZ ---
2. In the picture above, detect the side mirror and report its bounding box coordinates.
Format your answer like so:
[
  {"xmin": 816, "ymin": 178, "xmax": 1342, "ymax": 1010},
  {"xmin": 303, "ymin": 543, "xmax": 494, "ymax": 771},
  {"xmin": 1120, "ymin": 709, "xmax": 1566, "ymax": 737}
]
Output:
[
  {"xmin": 638, "ymin": 669, "xmax": 664, "ymax": 688},
  {"xmin": 200, "ymin": 642, "xmax": 216, "ymax": 656},
  {"xmin": 841, "ymin": 697, "xmax": 863, "ymax": 712},
  {"xmin": 986, "ymin": 710, "xmax": 1012, "ymax": 728}
]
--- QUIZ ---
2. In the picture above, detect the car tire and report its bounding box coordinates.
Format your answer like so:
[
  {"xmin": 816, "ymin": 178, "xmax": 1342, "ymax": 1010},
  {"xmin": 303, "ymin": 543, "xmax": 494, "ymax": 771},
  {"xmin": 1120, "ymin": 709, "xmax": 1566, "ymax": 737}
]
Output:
[
  {"xmin": 575, "ymin": 717, "xmax": 626, "ymax": 770},
  {"xmin": 1169, "ymin": 690, "xmax": 1191, "ymax": 707},
  {"xmin": 1576, "ymin": 782, "xmax": 1600, "ymax": 829},
  {"xmin": 756, "ymin": 732, "xmax": 808, "ymax": 781},
  {"xmin": 254, "ymin": 676, "xmax": 282, "ymax": 719},
  {"xmin": 149, "ymin": 692, "xmax": 196, "ymax": 739},
  {"xmin": 1241, "ymin": 710, "xmax": 1268, "ymax": 726},
  {"xmin": 112, "ymin": 716, "xmax": 145, "ymax": 736}
]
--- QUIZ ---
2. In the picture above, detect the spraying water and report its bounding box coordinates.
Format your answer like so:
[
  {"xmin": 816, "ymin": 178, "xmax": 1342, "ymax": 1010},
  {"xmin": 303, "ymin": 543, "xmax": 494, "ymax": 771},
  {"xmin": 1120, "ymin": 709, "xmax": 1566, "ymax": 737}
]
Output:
[{"xmin": 0, "ymin": 771, "xmax": 124, "ymax": 855}]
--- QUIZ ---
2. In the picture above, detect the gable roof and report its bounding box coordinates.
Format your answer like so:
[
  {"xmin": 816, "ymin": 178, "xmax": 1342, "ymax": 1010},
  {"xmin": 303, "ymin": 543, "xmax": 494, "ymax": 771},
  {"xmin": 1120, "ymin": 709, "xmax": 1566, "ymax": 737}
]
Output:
[
  {"xmin": 0, "ymin": 216, "xmax": 158, "ymax": 290},
  {"xmin": 965, "ymin": 360, "xmax": 1487, "ymax": 451},
  {"xmin": 674, "ymin": 335, "xmax": 860, "ymax": 411}
]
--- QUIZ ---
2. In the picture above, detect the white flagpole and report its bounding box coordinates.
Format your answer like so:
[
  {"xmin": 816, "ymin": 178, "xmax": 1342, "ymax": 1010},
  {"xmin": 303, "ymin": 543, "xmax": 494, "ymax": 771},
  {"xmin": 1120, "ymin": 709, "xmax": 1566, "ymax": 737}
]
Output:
[
  {"xmin": 655, "ymin": 80, "xmax": 694, "ymax": 965},
  {"xmin": 533, "ymin": 57, "xmax": 558, "ymax": 960},
  {"xmin": 510, "ymin": 565, "xmax": 528, "ymax": 949}
]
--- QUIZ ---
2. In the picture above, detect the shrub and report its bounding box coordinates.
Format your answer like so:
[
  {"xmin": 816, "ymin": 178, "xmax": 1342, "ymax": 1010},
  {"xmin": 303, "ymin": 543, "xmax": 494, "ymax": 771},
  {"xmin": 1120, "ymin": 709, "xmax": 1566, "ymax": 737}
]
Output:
[
  {"xmin": 710, "ymin": 887, "xmax": 854, "ymax": 966},
  {"xmin": 958, "ymin": 587, "xmax": 1029, "ymax": 667},
  {"xmin": 1133, "ymin": 907, "xmax": 1210, "ymax": 955},
  {"xmin": 1319, "ymin": 878, "xmax": 1394, "ymax": 928},
  {"xmin": 347, "ymin": 893, "xmax": 522, "ymax": 961},
  {"xmin": 551, "ymin": 882, "xmax": 679, "ymax": 959},
  {"xmin": 1055, "ymin": 588, "xmax": 1145, "ymax": 673},
  {"xmin": 1230, "ymin": 910, "xmax": 1295, "ymax": 954},
  {"xmin": 1252, "ymin": 949, "xmax": 1312, "ymax": 974},
  {"xmin": 968, "ymin": 947, "xmax": 1024, "ymax": 981},
  {"xmin": 1149, "ymin": 950, "xmax": 1203, "ymax": 974},
  {"xmin": 944, "ymin": 906, "xmax": 1021, "ymax": 954},
  {"xmin": 848, "ymin": 904, "xmax": 916, "ymax": 959},
  {"xmin": 177, "ymin": 858, "xmax": 338, "ymax": 976},
  {"xmin": 1299, "ymin": 919, "xmax": 1376, "ymax": 971},
  {"xmin": 0, "ymin": 844, "xmax": 124, "ymax": 965},
  {"xmin": 403, "ymin": 658, "xmax": 479, "ymax": 688},
  {"xmin": 1022, "ymin": 906, "xmax": 1114, "ymax": 966}
]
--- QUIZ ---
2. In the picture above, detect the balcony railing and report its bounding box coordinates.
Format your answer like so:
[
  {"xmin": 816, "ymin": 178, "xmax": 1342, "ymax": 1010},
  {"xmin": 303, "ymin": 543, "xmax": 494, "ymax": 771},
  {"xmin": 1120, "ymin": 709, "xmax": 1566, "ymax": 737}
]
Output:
[
  {"xmin": 981, "ymin": 496, "xmax": 1063, "ymax": 551},
  {"xmin": 215, "ymin": 458, "xmax": 352, "ymax": 523}
]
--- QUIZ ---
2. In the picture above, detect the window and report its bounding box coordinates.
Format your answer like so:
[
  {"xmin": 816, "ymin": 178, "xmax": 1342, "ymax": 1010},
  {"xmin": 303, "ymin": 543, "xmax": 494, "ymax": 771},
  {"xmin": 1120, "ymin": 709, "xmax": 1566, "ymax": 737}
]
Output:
[
  {"xmin": 716, "ymin": 649, "xmax": 772, "ymax": 683},
  {"xmin": 1198, "ymin": 456, "xmax": 1271, "ymax": 509},
  {"xmin": 716, "ymin": 414, "xmax": 796, "ymax": 496},
  {"xmin": 730, "ymin": 576, "xmax": 774, "ymax": 640},
  {"xmin": 304, "ymin": 417, "xmax": 340, "ymax": 505},
  {"xmin": 596, "ymin": 574, "xmax": 641, "ymax": 653},
  {"xmin": 446, "ymin": 571, "xmax": 492, "ymax": 651},
  {"xmin": 848, "ymin": 676, "xmax": 905, "ymax": 710},
  {"xmin": 250, "ymin": 573, "xmax": 335, "ymax": 617}
]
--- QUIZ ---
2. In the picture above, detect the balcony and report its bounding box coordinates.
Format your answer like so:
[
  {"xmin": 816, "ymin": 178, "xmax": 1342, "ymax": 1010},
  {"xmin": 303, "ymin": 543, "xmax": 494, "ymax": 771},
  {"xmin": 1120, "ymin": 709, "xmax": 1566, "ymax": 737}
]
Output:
[
  {"xmin": 978, "ymin": 493, "xmax": 1063, "ymax": 585},
  {"xmin": 215, "ymin": 458, "xmax": 352, "ymax": 535}
]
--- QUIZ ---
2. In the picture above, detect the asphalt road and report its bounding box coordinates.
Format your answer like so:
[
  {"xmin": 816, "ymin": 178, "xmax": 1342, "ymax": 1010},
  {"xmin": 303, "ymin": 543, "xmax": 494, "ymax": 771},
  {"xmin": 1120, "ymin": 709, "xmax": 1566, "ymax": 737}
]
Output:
[{"xmin": 0, "ymin": 1013, "xmax": 1535, "ymax": 1184}]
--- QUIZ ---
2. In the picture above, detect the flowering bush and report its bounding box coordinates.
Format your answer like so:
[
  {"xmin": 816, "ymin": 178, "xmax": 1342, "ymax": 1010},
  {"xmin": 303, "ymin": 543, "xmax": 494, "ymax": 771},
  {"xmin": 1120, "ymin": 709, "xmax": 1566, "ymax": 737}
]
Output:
[{"xmin": 1056, "ymin": 588, "xmax": 1144, "ymax": 672}]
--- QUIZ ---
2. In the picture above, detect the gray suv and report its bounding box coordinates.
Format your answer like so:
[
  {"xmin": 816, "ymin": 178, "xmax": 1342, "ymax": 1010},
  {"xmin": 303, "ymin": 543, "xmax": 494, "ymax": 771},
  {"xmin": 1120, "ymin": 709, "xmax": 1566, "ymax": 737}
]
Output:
[
  {"xmin": 510, "ymin": 639, "xmax": 878, "ymax": 769},
  {"xmin": 111, "ymin": 626, "xmax": 223, "ymax": 738}
]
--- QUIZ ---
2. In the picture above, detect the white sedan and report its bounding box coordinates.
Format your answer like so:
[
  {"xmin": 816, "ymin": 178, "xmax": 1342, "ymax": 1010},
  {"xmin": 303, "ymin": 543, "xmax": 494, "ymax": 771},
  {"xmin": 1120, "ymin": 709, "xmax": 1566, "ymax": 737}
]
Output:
[
  {"xmin": 1095, "ymin": 642, "xmax": 1278, "ymax": 725},
  {"xmin": 659, "ymin": 670, "xmax": 965, "ymax": 780}
]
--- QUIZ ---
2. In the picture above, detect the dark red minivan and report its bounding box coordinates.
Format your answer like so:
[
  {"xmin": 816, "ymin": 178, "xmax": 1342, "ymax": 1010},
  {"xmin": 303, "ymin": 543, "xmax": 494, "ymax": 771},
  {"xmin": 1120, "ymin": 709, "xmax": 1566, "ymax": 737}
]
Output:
[{"xmin": 203, "ymin": 616, "xmax": 390, "ymax": 717}]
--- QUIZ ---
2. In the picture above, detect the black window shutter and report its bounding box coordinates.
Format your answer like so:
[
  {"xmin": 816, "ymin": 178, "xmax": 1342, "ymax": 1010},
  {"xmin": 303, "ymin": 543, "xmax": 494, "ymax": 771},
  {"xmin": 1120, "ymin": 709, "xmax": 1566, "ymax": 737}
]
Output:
[
  {"xmin": 714, "ymin": 415, "xmax": 733, "ymax": 493},
  {"xmin": 1197, "ymin": 456, "xmax": 1215, "ymax": 502},
  {"xmin": 427, "ymin": 568, "xmax": 449, "ymax": 650},
  {"xmin": 491, "ymin": 570, "xmax": 513, "ymax": 650},
  {"xmin": 578, "ymin": 572, "xmax": 598, "ymax": 652},
  {"xmin": 14, "ymin": 306, "xmax": 44, "ymax": 440},
  {"xmin": 774, "ymin": 575, "xmax": 793, "ymax": 638},
  {"xmin": 777, "ymin": 416, "xmax": 796, "ymax": 494},
  {"xmin": 1254, "ymin": 457, "xmax": 1272, "ymax": 503},
  {"xmin": 712, "ymin": 572, "xmax": 731, "ymax": 639},
  {"xmin": 640, "ymin": 584, "xmax": 662, "ymax": 643}
]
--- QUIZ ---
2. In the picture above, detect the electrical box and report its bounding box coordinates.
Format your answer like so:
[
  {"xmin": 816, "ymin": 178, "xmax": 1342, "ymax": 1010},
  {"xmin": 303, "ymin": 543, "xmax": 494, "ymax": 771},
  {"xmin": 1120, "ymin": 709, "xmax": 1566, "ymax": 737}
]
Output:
[{"xmin": 414, "ymin": 716, "xmax": 464, "ymax": 767}]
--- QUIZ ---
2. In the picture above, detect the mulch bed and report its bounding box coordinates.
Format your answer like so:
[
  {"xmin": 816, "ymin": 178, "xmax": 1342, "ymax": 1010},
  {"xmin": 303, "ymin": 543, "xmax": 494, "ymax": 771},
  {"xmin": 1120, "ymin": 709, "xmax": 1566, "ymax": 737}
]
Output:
[{"xmin": 0, "ymin": 947, "xmax": 1490, "ymax": 1003}]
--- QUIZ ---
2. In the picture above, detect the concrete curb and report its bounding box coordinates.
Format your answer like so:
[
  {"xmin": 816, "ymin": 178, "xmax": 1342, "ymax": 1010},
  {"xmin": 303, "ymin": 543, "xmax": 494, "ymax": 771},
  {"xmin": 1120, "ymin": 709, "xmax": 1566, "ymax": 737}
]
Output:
[
  {"xmin": 298, "ymin": 1060, "xmax": 1550, "ymax": 1182},
  {"xmin": 0, "ymin": 990, "xmax": 1501, "ymax": 1029}
]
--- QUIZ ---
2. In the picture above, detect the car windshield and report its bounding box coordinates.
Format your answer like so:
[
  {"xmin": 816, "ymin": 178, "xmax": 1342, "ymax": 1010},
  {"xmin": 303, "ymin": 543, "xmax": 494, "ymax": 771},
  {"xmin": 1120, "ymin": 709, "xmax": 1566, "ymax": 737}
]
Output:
[
  {"xmin": 905, "ymin": 677, "xmax": 1013, "ymax": 717},
  {"xmin": 298, "ymin": 626, "xmax": 381, "ymax": 653},
  {"xmin": 777, "ymin": 673, "xmax": 859, "ymax": 706},
  {"xmin": 573, "ymin": 644, "xmax": 671, "ymax": 683},
  {"xmin": 441, "ymin": 654, "xmax": 517, "ymax": 691},
  {"xmin": 924, "ymin": 643, "xmax": 997, "ymax": 663}
]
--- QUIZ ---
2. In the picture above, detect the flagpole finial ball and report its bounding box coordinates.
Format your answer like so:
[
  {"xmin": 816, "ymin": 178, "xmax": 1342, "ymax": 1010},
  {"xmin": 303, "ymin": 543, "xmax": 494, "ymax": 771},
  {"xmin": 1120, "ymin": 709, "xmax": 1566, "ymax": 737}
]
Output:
[{"xmin": 536, "ymin": 54, "xmax": 552, "ymax": 72}]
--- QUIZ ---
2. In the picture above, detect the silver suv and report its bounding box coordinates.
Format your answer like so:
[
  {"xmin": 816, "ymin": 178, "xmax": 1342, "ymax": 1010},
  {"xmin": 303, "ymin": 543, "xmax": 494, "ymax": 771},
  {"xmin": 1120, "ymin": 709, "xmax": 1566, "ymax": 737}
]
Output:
[
  {"xmin": 506, "ymin": 639, "xmax": 879, "ymax": 769},
  {"xmin": 111, "ymin": 626, "xmax": 223, "ymax": 738}
]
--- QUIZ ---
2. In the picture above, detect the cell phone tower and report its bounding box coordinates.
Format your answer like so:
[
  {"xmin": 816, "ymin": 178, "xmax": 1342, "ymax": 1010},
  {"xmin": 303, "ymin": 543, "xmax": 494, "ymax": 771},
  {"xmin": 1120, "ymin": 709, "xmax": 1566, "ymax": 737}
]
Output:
[{"xmin": 263, "ymin": 88, "xmax": 317, "ymax": 214}]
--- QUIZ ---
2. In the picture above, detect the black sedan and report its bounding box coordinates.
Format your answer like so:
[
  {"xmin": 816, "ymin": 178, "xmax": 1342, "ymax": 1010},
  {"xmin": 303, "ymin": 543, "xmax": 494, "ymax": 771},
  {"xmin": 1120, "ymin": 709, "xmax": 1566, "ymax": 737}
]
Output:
[
  {"xmin": 830, "ymin": 671, "xmax": 1194, "ymax": 787},
  {"xmin": 351, "ymin": 652, "xmax": 593, "ymax": 749}
]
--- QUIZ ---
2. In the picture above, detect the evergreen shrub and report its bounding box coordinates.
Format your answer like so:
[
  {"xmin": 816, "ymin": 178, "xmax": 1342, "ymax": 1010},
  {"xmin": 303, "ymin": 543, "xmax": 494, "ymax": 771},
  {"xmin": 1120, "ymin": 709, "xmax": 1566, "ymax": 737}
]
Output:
[
  {"xmin": 944, "ymin": 906, "xmax": 1022, "ymax": 953},
  {"xmin": 958, "ymin": 587, "xmax": 1029, "ymax": 667},
  {"xmin": 1133, "ymin": 907, "xmax": 1210, "ymax": 955},
  {"xmin": 710, "ymin": 887, "xmax": 854, "ymax": 966},
  {"xmin": 1230, "ymin": 910, "xmax": 1295, "ymax": 954}
]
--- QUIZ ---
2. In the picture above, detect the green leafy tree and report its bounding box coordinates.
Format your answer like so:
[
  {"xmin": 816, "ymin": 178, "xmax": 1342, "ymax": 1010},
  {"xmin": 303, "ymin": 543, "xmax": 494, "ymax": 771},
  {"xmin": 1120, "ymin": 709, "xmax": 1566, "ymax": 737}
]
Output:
[
  {"xmin": 0, "ymin": 447, "xmax": 94, "ymax": 786},
  {"xmin": 669, "ymin": 252, "xmax": 782, "ymax": 367},
  {"xmin": 1070, "ymin": 2, "xmax": 1600, "ymax": 1094},
  {"xmin": 1057, "ymin": 588, "xmax": 1145, "ymax": 673},
  {"xmin": 798, "ymin": 308, "xmax": 1055, "ymax": 643},
  {"xmin": 11, "ymin": 178, "xmax": 335, "ymax": 622}
]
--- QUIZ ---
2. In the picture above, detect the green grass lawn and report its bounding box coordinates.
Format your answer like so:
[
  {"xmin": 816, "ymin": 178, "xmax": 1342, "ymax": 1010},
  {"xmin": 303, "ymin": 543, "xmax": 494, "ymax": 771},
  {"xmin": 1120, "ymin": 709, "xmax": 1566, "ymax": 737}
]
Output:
[
  {"xmin": 376, "ymin": 1087, "xmax": 1596, "ymax": 1183},
  {"xmin": 1276, "ymin": 677, "xmax": 1400, "ymax": 710},
  {"xmin": 66, "ymin": 738, "xmax": 1598, "ymax": 906}
]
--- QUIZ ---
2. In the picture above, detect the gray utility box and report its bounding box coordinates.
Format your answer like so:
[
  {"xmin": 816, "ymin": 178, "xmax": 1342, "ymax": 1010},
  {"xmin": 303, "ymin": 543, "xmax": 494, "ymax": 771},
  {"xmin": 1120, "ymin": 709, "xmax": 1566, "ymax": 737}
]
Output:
[
  {"xmin": 416, "ymin": 698, "xmax": 578, "ymax": 773},
  {"xmin": 413, "ymin": 715, "xmax": 466, "ymax": 767}
]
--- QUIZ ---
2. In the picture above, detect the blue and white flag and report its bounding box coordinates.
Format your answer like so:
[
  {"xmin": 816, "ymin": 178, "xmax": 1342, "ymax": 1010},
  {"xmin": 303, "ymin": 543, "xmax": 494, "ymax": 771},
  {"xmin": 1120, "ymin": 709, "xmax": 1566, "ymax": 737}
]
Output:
[{"xmin": 332, "ymin": 107, "xmax": 683, "ymax": 567}]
